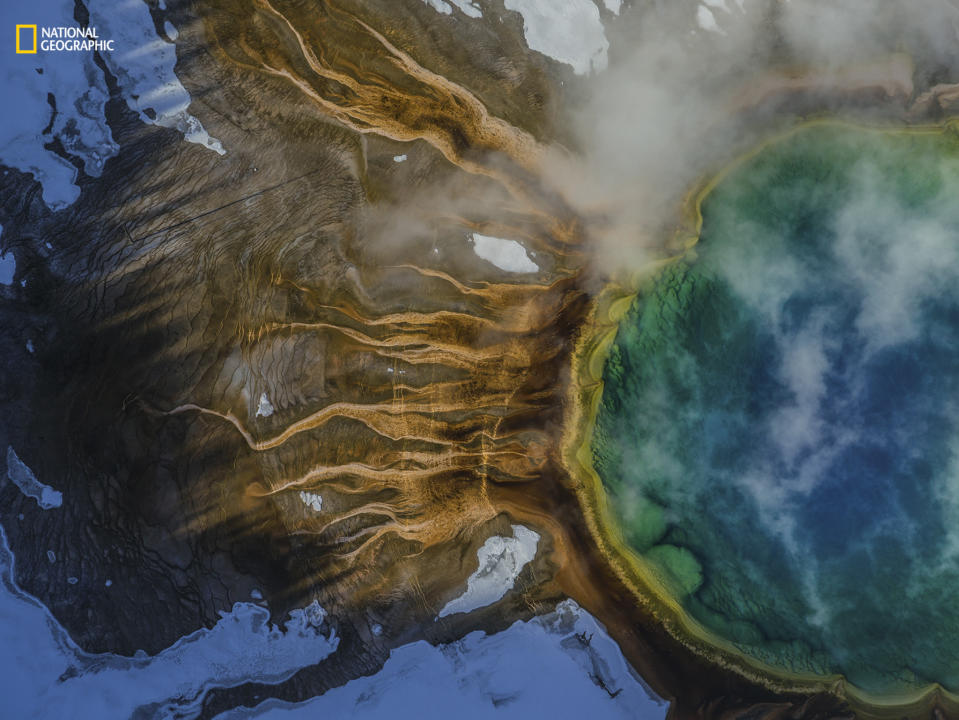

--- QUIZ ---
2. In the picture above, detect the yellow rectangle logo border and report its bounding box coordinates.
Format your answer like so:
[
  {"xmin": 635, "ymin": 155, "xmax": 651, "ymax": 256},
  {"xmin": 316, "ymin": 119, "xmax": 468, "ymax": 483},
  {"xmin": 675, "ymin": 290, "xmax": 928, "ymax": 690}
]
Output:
[{"xmin": 16, "ymin": 25, "xmax": 37, "ymax": 54}]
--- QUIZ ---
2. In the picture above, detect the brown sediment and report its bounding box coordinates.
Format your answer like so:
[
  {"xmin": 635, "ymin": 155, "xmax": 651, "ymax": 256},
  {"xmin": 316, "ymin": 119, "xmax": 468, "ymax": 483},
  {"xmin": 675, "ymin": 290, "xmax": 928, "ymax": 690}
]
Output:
[
  {"xmin": 143, "ymin": 0, "xmax": 591, "ymax": 588},
  {"xmin": 198, "ymin": 0, "xmax": 575, "ymax": 225},
  {"xmin": 112, "ymin": 0, "xmax": 592, "ymax": 632}
]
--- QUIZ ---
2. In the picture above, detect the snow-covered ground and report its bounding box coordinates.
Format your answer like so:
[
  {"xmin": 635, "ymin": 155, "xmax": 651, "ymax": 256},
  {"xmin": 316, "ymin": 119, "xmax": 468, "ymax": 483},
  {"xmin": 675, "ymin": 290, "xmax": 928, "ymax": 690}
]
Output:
[
  {"xmin": 0, "ymin": 0, "xmax": 113, "ymax": 209},
  {"xmin": 6, "ymin": 447, "xmax": 62, "ymax": 510},
  {"xmin": 0, "ymin": 231, "xmax": 15, "ymax": 285},
  {"xmin": 421, "ymin": 0, "xmax": 609, "ymax": 75},
  {"xmin": 218, "ymin": 599, "xmax": 668, "ymax": 720},
  {"xmin": 0, "ymin": 253, "xmax": 14, "ymax": 285},
  {"xmin": 0, "ymin": 224, "xmax": 13, "ymax": 286},
  {"xmin": 86, "ymin": 0, "xmax": 225, "ymax": 156},
  {"xmin": 470, "ymin": 233, "xmax": 539, "ymax": 273},
  {"xmin": 0, "ymin": 498, "xmax": 665, "ymax": 719},
  {"xmin": 439, "ymin": 524, "xmax": 539, "ymax": 617},
  {"xmin": 504, "ymin": 0, "xmax": 609, "ymax": 74},
  {"xmin": 0, "ymin": 0, "xmax": 223, "ymax": 212},
  {"xmin": 696, "ymin": 0, "xmax": 747, "ymax": 35},
  {"xmin": 0, "ymin": 525, "xmax": 337, "ymax": 719}
]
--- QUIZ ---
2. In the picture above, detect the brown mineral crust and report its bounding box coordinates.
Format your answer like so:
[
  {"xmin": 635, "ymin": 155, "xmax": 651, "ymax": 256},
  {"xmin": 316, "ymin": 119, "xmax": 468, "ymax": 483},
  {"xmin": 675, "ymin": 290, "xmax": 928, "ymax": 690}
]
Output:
[{"xmin": 0, "ymin": 0, "xmax": 588, "ymax": 660}]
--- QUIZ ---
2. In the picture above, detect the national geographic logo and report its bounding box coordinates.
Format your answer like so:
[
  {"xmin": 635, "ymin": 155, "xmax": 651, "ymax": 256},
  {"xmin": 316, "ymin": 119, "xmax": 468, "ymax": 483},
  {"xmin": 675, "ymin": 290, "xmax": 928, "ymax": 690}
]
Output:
[
  {"xmin": 15, "ymin": 24, "xmax": 115, "ymax": 54},
  {"xmin": 14, "ymin": 25, "xmax": 35, "ymax": 53}
]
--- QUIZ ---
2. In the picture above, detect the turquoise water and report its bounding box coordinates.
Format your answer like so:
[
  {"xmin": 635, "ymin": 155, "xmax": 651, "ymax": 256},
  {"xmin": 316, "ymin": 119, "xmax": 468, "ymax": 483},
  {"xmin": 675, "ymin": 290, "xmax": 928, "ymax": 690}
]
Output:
[{"xmin": 592, "ymin": 126, "xmax": 959, "ymax": 693}]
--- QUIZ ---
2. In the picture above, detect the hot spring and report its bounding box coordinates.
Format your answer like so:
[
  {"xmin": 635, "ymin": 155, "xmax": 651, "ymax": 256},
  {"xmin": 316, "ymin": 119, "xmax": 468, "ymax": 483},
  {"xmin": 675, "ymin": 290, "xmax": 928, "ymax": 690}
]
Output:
[{"xmin": 592, "ymin": 123, "xmax": 959, "ymax": 696}]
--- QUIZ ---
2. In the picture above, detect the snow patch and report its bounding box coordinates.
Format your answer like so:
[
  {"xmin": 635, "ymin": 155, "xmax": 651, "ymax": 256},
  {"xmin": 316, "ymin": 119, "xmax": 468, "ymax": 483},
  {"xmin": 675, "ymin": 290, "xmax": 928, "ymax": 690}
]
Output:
[
  {"xmin": 439, "ymin": 524, "xmax": 539, "ymax": 617},
  {"xmin": 419, "ymin": 0, "xmax": 608, "ymax": 74},
  {"xmin": 0, "ymin": 252, "xmax": 14, "ymax": 285},
  {"xmin": 503, "ymin": 0, "xmax": 609, "ymax": 75},
  {"xmin": 697, "ymin": 5, "xmax": 726, "ymax": 33},
  {"xmin": 164, "ymin": 20, "xmax": 179, "ymax": 41},
  {"xmin": 0, "ymin": 224, "xmax": 11, "ymax": 286},
  {"xmin": 299, "ymin": 491, "xmax": 323, "ymax": 512},
  {"xmin": 6, "ymin": 447, "xmax": 62, "ymax": 510},
  {"xmin": 256, "ymin": 392, "xmax": 275, "ymax": 418},
  {"xmin": 471, "ymin": 233, "xmax": 539, "ymax": 273},
  {"xmin": 393, "ymin": 154, "xmax": 408, "ymax": 162},
  {"xmin": 422, "ymin": 0, "xmax": 483, "ymax": 18}
]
